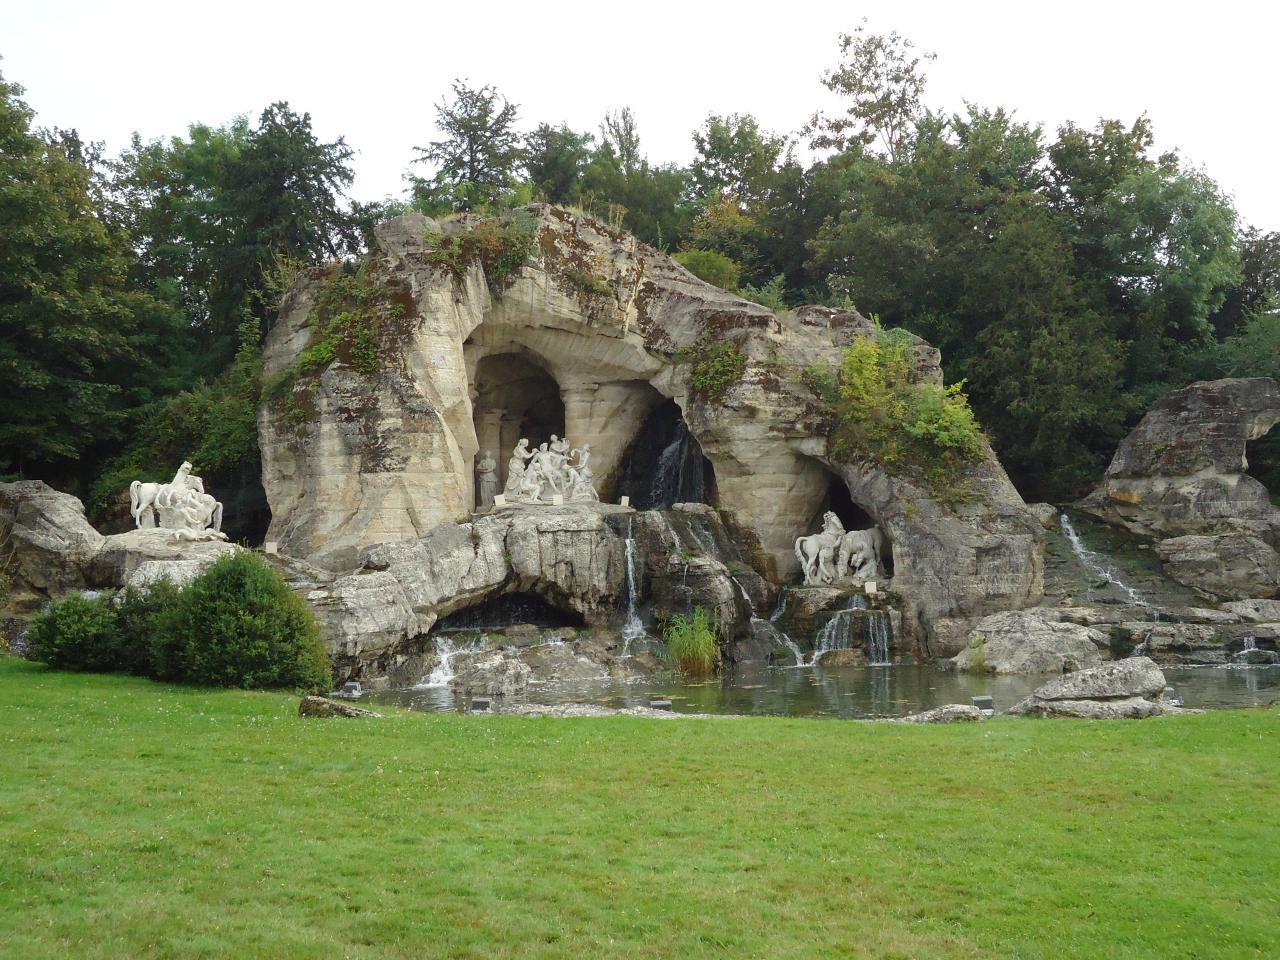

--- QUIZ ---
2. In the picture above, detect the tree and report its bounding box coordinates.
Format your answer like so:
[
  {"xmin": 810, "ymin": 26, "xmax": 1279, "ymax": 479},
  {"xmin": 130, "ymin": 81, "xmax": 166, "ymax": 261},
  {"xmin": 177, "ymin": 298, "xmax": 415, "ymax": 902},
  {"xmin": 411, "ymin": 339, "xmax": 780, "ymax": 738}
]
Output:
[
  {"xmin": 412, "ymin": 80, "xmax": 522, "ymax": 211},
  {"xmin": 0, "ymin": 71, "xmax": 172, "ymax": 480},
  {"xmin": 807, "ymin": 20, "xmax": 936, "ymax": 160},
  {"xmin": 600, "ymin": 108, "xmax": 641, "ymax": 176},
  {"xmin": 691, "ymin": 113, "xmax": 790, "ymax": 205},
  {"xmin": 523, "ymin": 123, "xmax": 594, "ymax": 204}
]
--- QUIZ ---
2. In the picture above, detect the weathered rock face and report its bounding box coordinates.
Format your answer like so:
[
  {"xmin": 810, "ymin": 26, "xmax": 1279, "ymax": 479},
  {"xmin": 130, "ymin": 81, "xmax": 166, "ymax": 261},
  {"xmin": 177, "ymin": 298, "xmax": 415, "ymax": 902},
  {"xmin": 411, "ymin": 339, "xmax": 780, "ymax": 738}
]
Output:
[
  {"xmin": 259, "ymin": 206, "xmax": 1044, "ymax": 648},
  {"xmin": 302, "ymin": 504, "xmax": 628, "ymax": 680},
  {"xmin": 1222, "ymin": 599, "xmax": 1280, "ymax": 622},
  {"xmin": 948, "ymin": 608, "xmax": 1109, "ymax": 674},
  {"xmin": 1008, "ymin": 657, "xmax": 1178, "ymax": 719},
  {"xmin": 1153, "ymin": 534, "xmax": 1279, "ymax": 601},
  {"xmin": 1083, "ymin": 378, "xmax": 1280, "ymax": 545}
]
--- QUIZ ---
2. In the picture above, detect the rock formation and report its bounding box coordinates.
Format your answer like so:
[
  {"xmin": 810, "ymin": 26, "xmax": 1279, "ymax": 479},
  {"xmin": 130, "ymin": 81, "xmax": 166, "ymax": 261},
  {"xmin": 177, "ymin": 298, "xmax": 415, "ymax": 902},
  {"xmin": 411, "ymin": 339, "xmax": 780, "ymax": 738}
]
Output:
[
  {"xmin": 1008, "ymin": 657, "xmax": 1181, "ymax": 719},
  {"xmin": 258, "ymin": 206, "xmax": 1044, "ymax": 659},
  {"xmin": 1084, "ymin": 378, "xmax": 1280, "ymax": 541},
  {"xmin": 947, "ymin": 608, "xmax": 1109, "ymax": 674}
]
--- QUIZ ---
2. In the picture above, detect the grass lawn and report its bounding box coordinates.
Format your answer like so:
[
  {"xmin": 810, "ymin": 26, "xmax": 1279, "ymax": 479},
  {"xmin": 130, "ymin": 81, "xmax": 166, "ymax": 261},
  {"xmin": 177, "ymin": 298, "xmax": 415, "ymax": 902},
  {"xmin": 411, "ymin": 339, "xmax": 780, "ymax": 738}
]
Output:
[{"xmin": 0, "ymin": 657, "xmax": 1277, "ymax": 959}]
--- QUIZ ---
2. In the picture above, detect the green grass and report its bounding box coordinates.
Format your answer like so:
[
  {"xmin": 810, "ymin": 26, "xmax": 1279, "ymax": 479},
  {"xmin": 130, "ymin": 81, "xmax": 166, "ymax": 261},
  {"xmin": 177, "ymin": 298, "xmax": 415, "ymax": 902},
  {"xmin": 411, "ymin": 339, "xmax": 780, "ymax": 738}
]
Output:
[{"xmin": 1, "ymin": 657, "xmax": 1277, "ymax": 959}]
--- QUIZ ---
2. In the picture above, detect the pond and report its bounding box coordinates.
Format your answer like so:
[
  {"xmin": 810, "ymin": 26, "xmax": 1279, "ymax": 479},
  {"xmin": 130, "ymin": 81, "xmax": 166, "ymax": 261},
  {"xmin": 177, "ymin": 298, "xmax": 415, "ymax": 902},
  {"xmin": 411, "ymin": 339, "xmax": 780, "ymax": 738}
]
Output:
[{"xmin": 361, "ymin": 661, "xmax": 1280, "ymax": 719}]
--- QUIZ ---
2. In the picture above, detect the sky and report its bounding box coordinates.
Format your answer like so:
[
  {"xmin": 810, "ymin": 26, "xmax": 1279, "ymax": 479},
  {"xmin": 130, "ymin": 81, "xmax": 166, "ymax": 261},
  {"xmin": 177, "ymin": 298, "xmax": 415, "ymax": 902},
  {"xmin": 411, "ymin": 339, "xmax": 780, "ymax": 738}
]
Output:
[{"xmin": 5, "ymin": 0, "xmax": 1277, "ymax": 230}]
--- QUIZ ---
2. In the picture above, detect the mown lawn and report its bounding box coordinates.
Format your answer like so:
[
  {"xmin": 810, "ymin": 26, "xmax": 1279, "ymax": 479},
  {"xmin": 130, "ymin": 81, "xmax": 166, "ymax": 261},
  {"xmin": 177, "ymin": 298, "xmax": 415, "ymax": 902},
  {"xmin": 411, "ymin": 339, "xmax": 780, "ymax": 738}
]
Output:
[{"xmin": 0, "ymin": 657, "xmax": 1276, "ymax": 959}]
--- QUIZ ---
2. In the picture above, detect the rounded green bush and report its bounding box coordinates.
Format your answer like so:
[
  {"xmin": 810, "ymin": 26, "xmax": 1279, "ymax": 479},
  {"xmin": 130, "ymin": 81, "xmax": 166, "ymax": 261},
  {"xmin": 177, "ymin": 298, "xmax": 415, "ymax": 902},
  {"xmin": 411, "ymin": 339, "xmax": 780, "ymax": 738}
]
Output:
[
  {"xmin": 27, "ymin": 592, "xmax": 122, "ymax": 672},
  {"xmin": 673, "ymin": 249, "xmax": 742, "ymax": 291},
  {"xmin": 164, "ymin": 552, "xmax": 332, "ymax": 692}
]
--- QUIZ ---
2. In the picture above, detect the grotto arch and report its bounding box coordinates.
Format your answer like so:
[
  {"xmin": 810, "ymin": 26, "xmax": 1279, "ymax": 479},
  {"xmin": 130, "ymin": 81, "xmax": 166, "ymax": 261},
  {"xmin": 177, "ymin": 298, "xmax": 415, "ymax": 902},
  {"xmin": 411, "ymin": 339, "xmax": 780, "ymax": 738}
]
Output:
[
  {"xmin": 793, "ymin": 457, "xmax": 895, "ymax": 580},
  {"xmin": 470, "ymin": 351, "xmax": 565, "ymax": 497},
  {"xmin": 1245, "ymin": 426, "xmax": 1280, "ymax": 506}
]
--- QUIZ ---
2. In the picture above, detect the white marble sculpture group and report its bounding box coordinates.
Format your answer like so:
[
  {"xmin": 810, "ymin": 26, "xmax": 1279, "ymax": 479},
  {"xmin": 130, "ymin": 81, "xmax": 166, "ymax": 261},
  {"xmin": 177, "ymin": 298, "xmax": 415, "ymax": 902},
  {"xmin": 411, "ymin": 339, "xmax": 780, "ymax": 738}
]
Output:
[
  {"xmin": 479, "ymin": 435, "xmax": 599, "ymax": 507},
  {"xmin": 794, "ymin": 511, "xmax": 885, "ymax": 586},
  {"xmin": 129, "ymin": 461, "xmax": 227, "ymax": 541}
]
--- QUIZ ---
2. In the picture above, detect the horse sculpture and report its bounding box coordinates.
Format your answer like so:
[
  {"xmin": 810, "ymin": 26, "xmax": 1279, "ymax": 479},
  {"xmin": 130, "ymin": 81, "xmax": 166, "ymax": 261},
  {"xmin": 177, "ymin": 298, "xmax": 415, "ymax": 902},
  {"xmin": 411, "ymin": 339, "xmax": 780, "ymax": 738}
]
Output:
[
  {"xmin": 837, "ymin": 526, "xmax": 885, "ymax": 581},
  {"xmin": 130, "ymin": 461, "xmax": 193, "ymax": 529},
  {"xmin": 794, "ymin": 512, "xmax": 846, "ymax": 585}
]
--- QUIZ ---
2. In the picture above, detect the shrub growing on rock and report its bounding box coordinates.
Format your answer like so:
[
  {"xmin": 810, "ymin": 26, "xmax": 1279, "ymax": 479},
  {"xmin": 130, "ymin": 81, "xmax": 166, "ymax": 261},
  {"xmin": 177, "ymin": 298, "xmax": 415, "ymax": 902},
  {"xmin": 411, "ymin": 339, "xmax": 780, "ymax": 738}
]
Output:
[
  {"xmin": 26, "ymin": 592, "xmax": 122, "ymax": 672},
  {"xmin": 673, "ymin": 249, "xmax": 742, "ymax": 290},
  {"xmin": 162, "ymin": 552, "xmax": 331, "ymax": 692}
]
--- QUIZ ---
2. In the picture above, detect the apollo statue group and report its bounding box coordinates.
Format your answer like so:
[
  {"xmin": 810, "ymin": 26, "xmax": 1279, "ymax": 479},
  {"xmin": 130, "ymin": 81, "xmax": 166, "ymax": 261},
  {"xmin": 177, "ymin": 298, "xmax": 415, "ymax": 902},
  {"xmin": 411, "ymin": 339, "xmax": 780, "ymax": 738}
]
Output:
[{"xmin": 475, "ymin": 434, "xmax": 599, "ymax": 508}]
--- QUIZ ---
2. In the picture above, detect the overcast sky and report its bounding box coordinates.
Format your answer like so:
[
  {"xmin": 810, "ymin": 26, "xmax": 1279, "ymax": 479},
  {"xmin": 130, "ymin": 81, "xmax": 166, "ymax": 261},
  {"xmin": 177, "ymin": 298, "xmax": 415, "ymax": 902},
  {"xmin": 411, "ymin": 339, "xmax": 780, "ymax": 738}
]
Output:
[{"xmin": 6, "ymin": 1, "xmax": 1277, "ymax": 230}]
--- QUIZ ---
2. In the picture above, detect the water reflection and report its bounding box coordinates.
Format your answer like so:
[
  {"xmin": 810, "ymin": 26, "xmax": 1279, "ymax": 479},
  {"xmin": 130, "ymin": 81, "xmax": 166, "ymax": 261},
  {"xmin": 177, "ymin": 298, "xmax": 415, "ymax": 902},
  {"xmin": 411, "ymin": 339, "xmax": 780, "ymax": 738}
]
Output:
[{"xmin": 364, "ymin": 661, "xmax": 1278, "ymax": 719}]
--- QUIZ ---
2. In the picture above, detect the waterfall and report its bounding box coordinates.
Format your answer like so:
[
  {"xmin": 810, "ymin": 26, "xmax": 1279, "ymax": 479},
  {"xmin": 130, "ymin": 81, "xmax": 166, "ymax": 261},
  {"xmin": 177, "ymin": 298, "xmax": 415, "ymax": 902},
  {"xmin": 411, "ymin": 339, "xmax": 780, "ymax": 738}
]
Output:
[
  {"xmin": 866, "ymin": 611, "xmax": 892, "ymax": 665},
  {"xmin": 809, "ymin": 595, "xmax": 868, "ymax": 665},
  {"xmin": 621, "ymin": 518, "xmax": 646, "ymax": 655},
  {"xmin": 415, "ymin": 634, "xmax": 485, "ymax": 688},
  {"xmin": 1059, "ymin": 513, "xmax": 1150, "ymax": 608},
  {"xmin": 731, "ymin": 575, "xmax": 804, "ymax": 667},
  {"xmin": 1243, "ymin": 635, "xmax": 1258, "ymax": 652}
]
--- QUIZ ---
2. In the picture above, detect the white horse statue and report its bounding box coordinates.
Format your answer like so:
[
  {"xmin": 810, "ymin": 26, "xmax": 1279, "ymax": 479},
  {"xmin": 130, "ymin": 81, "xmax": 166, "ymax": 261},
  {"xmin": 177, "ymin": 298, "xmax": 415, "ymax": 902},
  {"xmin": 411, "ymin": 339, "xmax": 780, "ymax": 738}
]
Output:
[
  {"xmin": 130, "ymin": 461, "xmax": 193, "ymax": 529},
  {"xmin": 794, "ymin": 512, "xmax": 846, "ymax": 585},
  {"xmin": 837, "ymin": 527, "xmax": 885, "ymax": 581}
]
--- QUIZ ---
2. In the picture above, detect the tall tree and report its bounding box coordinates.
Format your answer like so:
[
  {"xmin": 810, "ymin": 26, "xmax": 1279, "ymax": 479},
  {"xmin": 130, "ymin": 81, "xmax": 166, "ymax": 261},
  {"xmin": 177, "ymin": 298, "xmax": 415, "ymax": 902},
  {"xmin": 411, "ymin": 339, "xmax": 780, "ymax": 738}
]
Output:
[
  {"xmin": 691, "ymin": 113, "xmax": 790, "ymax": 205},
  {"xmin": 523, "ymin": 123, "xmax": 594, "ymax": 204},
  {"xmin": 807, "ymin": 20, "xmax": 936, "ymax": 159},
  {"xmin": 412, "ymin": 80, "xmax": 522, "ymax": 211},
  {"xmin": 0, "ymin": 72, "xmax": 171, "ymax": 479},
  {"xmin": 600, "ymin": 108, "xmax": 641, "ymax": 176}
]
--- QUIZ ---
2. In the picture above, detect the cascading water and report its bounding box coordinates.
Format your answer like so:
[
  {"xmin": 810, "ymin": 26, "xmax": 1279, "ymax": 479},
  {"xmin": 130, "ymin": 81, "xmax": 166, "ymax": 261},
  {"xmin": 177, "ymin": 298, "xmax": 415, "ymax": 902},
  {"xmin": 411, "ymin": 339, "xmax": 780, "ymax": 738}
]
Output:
[
  {"xmin": 1059, "ymin": 513, "xmax": 1150, "ymax": 608},
  {"xmin": 807, "ymin": 595, "xmax": 894, "ymax": 666},
  {"xmin": 866, "ymin": 610, "xmax": 892, "ymax": 665},
  {"xmin": 415, "ymin": 634, "xmax": 485, "ymax": 688},
  {"xmin": 621, "ymin": 517, "xmax": 646, "ymax": 655},
  {"xmin": 732, "ymin": 575, "xmax": 804, "ymax": 666},
  {"xmin": 647, "ymin": 421, "xmax": 705, "ymax": 510}
]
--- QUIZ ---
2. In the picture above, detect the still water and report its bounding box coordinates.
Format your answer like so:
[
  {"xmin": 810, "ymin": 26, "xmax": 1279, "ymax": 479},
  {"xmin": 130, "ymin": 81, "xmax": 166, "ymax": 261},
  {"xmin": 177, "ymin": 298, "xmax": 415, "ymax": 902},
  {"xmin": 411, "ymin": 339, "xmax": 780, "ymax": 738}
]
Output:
[{"xmin": 362, "ymin": 661, "xmax": 1280, "ymax": 719}]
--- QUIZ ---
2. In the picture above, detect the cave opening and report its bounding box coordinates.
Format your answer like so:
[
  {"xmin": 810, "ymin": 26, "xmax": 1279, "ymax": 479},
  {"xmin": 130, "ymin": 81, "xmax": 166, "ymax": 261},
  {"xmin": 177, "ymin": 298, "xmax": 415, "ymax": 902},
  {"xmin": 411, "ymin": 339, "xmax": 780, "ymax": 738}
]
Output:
[
  {"xmin": 471, "ymin": 352, "xmax": 565, "ymax": 492},
  {"xmin": 1245, "ymin": 427, "xmax": 1280, "ymax": 506},
  {"xmin": 435, "ymin": 592, "xmax": 586, "ymax": 631},
  {"xmin": 616, "ymin": 398, "xmax": 717, "ymax": 510}
]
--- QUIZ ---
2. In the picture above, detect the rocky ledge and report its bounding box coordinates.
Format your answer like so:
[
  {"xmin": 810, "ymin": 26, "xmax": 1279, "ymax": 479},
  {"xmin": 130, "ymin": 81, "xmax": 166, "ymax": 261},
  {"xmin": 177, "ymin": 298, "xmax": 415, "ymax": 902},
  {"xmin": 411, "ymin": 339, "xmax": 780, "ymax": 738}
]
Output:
[{"xmin": 1008, "ymin": 657, "xmax": 1184, "ymax": 719}]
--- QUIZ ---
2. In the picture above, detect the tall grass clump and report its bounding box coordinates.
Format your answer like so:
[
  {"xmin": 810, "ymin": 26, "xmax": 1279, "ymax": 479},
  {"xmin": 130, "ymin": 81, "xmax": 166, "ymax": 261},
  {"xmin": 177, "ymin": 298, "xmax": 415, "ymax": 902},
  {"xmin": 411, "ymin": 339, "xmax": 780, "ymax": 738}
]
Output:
[{"xmin": 662, "ymin": 607, "xmax": 721, "ymax": 675}]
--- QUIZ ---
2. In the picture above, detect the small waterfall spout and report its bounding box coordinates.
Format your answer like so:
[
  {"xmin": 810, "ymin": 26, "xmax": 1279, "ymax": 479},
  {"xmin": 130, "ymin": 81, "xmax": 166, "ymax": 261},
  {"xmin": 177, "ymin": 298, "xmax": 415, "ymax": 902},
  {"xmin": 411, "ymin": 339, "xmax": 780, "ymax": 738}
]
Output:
[
  {"xmin": 866, "ymin": 610, "xmax": 892, "ymax": 665},
  {"xmin": 732, "ymin": 575, "xmax": 803, "ymax": 666},
  {"xmin": 415, "ymin": 634, "xmax": 485, "ymax": 688},
  {"xmin": 1059, "ymin": 513, "xmax": 1150, "ymax": 608},
  {"xmin": 622, "ymin": 518, "xmax": 646, "ymax": 655}
]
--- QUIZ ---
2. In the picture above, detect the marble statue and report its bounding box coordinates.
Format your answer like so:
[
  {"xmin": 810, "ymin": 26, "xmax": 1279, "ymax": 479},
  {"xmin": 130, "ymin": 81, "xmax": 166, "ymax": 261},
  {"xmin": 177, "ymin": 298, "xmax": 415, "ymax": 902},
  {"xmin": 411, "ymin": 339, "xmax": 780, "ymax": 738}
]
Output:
[
  {"xmin": 475, "ymin": 450, "xmax": 499, "ymax": 507},
  {"xmin": 838, "ymin": 526, "xmax": 885, "ymax": 581},
  {"xmin": 505, "ymin": 436, "xmax": 600, "ymax": 504},
  {"xmin": 794, "ymin": 512, "xmax": 845, "ymax": 585},
  {"xmin": 794, "ymin": 512, "xmax": 886, "ymax": 585},
  {"xmin": 504, "ymin": 439, "xmax": 533, "ymax": 499},
  {"xmin": 129, "ymin": 461, "xmax": 226, "ymax": 541}
]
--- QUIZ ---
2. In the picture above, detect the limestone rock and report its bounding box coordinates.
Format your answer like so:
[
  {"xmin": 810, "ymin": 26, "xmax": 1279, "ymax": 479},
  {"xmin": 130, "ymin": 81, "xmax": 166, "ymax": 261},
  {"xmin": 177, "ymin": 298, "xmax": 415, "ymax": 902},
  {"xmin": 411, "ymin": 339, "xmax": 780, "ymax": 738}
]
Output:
[
  {"xmin": 1118, "ymin": 621, "xmax": 1229, "ymax": 666},
  {"xmin": 121, "ymin": 557, "xmax": 226, "ymax": 592},
  {"xmin": 450, "ymin": 651, "xmax": 531, "ymax": 697},
  {"xmin": 259, "ymin": 206, "xmax": 1045, "ymax": 649},
  {"xmin": 949, "ymin": 608, "xmax": 1108, "ymax": 674},
  {"xmin": 1222, "ymin": 599, "xmax": 1280, "ymax": 622},
  {"xmin": 1154, "ymin": 534, "xmax": 1279, "ymax": 601},
  {"xmin": 299, "ymin": 695, "xmax": 383, "ymax": 718},
  {"xmin": 89, "ymin": 528, "xmax": 240, "ymax": 588},
  {"xmin": 0, "ymin": 480, "xmax": 105, "ymax": 612},
  {"xmin": 1008, "ymin": 657, "xmax": 1176, "ymax": 718},
  {"xmin": 1083, "ymin": 378, "xmax": 1280, "ymax": 543},
  {"xmin": 1027, "ymin": 503, "xmax": 1059, "ymax": 529},
  {"xmin": 895, "ymin": 704, "xmax": 983, "ymax": 723}
]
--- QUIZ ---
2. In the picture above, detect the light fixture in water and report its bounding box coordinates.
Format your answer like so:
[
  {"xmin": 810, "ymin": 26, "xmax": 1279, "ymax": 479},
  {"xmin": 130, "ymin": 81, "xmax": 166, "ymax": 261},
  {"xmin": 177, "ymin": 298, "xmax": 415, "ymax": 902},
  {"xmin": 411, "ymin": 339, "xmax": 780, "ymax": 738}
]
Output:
[
  {"xmin": 649, "ymin": 699, "xmax": 673, "ymax": 711},
  {"xmin": 971, "ymin": 695, "xmax": 995, "ymax": 717},
  {"xmin": 470, "ymin": 698, "xmax": 492, "ymax": 713}
]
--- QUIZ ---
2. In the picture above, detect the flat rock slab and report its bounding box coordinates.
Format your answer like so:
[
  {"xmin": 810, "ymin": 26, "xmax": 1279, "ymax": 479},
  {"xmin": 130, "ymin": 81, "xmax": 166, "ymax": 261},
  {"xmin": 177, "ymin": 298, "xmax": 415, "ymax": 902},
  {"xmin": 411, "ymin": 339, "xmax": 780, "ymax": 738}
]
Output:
[
  {"xmin": 893, "ymin": 704, "xmax": 983, "ymax": 724},
  {"xmin": 299, "ymin": 696, "xmax": 383, "ymax": 718},
  {"xmin": 1031, "ymin": 656, "xmax": 1167, "ymax": 701},
  {"xmin": 1009, "ymin": 695, "xmax": 1178, "ymax": 719}
]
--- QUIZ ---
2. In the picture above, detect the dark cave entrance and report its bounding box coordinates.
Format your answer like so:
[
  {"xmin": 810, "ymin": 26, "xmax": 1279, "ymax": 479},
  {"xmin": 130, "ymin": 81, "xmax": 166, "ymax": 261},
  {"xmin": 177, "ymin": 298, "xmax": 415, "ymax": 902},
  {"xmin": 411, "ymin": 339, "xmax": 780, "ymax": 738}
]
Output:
[
  {"xmin": 1245, "ymin": 428, "xmax": 1280, "ymax": 506},
  {"xmin": 434, "ymin": 592, "xmax": 586, "ymax": 631},
  {"xmin": 616, "ymin": 398, "xmax": 717, "ymax": 510},
  {"xmin": 805, "ymin": 470, "xmax": 894, "ymax": 578}
]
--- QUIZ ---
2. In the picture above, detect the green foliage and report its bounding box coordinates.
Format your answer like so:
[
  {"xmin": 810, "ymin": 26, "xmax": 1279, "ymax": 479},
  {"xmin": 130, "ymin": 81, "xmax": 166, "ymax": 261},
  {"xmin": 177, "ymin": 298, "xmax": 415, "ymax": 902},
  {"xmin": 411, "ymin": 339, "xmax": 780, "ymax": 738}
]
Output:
[
  {"xmin": 692, "ymin": 113, "xmax": 791, "ymax": 206},
  {"xmin": 825, "ymin": 326, "xmax": 985, "ymax": 502},
  {"xmin": 739, "ymin": 274, "xmax": 788, "ymax": 310},
  {"xmin": 411, "ymin": 80, "xmax": 523, "ymax": 213},
  {"xmin": 673, "ymin": 249, "xmax": 742, "ymax": 290},
  {"xmin": 158, "ymin": 552, "xmax": 330, "ymax": 692},
  {"xmin": 662, "ymin": 607, "xmax": 720, "ymax": 675},
  {"xmin": 27, "ymin": 554, "xmax": 329, "ymax": 692},
  {"xmin": 682, "ymin": 340, "xmax": 749, "ymax": 402},
  {"xmin": 424, "ymin": 214, "xmax": 537, "ymax": 290},
  {"xmin": 90, "ymin": 321, "xmax": 263, "ymax": 523},
  {"xmin": 26, "ymin": 593, "xmax": 122, "ymax": 672},
  {"xmin": 524, "ymin": 123, "xmax": 594, "ymax": 204}
]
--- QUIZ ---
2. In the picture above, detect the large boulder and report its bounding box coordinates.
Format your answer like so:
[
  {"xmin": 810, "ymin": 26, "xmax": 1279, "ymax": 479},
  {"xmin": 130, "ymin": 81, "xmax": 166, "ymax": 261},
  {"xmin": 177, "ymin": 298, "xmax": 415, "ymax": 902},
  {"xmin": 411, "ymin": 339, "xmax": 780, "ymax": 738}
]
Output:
[
  {"xmin": 1008, "ymin": 657, "xmax": 1177, "ymax": 719},
  {"xmin": 949, "ymin": 608, "xmax": 1108, "ymax": 674},
  {"xmin": 1153, "ymin": 534, "xmax": 1279, "ymax": 601},
  {"xmin": 0, "ymin": 480, "xmax": 105, "ymax": 613},
  {"xmin": 450, "ymin": 651, "xmax": 531, "ymax": 697},
  {"xmin": 1083, "ymin": 378, "xmax": 1280, "ymax": 545},
  {"xmin": 1222, "ymin": 599, "xmax": 1280, "ymax": 622},
  {"xmin": 1116, "ymin": 621, "xmax": 1230, "ymax": 666},
  {"xmin": 259, "ymin": 207, "xmax": 1044, "ymax": 648}
]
